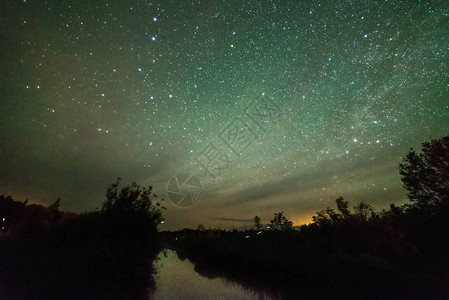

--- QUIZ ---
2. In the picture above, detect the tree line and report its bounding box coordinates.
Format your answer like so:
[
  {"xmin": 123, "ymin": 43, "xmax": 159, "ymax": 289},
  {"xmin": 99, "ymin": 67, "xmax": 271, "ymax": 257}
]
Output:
[{"xmin": 166, "ymin": 135, "xmax": 449, "ymax": 300}]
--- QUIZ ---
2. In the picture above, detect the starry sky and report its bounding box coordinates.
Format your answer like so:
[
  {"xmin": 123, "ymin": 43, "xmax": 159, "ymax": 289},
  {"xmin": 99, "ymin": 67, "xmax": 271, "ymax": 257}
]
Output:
[{"xmin": 1, "ymin": 0, "xmax": 448, "ymax": 230}]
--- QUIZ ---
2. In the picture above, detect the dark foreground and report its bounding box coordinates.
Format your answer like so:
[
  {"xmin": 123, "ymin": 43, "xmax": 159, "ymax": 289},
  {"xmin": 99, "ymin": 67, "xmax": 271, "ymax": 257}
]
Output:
[
  {"xmin": 0, "ymin": 180, "xmax": 164, "ymax": 300},
  {"xmin": 1, "ymin": 200, "xmax": 448, "ymax": 300},
  {"xmin": 162, "ymin": 209, "xmax": 449, "ymax": 300},
  {"xmin": 1, "ymin": 136, "xmax": 448, "ymax": 299}
]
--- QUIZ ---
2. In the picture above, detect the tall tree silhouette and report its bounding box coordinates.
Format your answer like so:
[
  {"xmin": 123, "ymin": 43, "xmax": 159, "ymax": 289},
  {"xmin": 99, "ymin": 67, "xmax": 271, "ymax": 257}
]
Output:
[
  {"xmin": 253, "ymin": 215, "xmax": 262, "ymax": 230},
  {"xmin": 399, "ymin": 136, "xmax": 449, "ymax": 213}
]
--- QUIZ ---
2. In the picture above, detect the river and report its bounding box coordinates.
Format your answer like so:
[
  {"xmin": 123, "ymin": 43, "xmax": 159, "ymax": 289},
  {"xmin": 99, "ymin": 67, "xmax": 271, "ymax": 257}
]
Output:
[{"xmin": 152, "ymin": 249, "xmax": 274, "ymax": 300}]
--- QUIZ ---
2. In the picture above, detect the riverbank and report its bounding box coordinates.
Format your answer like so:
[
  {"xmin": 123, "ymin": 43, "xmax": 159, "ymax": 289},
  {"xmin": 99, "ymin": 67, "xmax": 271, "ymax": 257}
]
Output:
[{"xmin": 161, "ymin": 218, "xmax": 449, "ymax": 300}]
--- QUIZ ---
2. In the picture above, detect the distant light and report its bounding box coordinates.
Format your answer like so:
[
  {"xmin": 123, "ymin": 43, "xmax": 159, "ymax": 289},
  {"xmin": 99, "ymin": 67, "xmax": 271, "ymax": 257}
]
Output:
[
  {"xmin": 2, "ymin": 218, "xmax": 5, "ymax": 221},
  {"xmin": 161, "ymin": 220, "xmax": 164, "ymax": 224},
  {"xmin": 153, "ymin": 17, "xmax": 157, "ymax": 21},
  {"xmin": 138, "ymin": 68, "xmax": 142, "ymax": 72},
  {"xmin": 151, "ymin": 36, "xmax": 156, "ymax": 41}
]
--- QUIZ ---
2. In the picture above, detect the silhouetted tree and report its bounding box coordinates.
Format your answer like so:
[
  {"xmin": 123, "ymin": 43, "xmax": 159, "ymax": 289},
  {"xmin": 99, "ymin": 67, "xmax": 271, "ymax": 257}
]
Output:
[
  {"xmin": 96, "ymin": 178, "xmax": 166, "ymax": 268},
  {"xmin": 335, "ymin": 196, "xmax": 351, "ymax": 218},
  {"xmin": 269, "ymin": 211, "xmax": 293, "ymax": 230},
  {"xmin": 399, "ymin": 135, "xmax": 449, "ymax": 213},
  {"xmin": 101, "ymin": 178, "xmax": 165, "ymax": 235},
  {"xmin": 312, "ymin": 206, "xmax": 339, "ymax": 226},
  {"xmin": 253, "ymin": 215, "xmax": 262, "ymax": 230},
  {"xmin": 353, "ymin": 201, "xmax": 375, "ymax": 221},
  {"xmin": 312, "ymin": 197, "xmax": 348, "ymax": 226}
]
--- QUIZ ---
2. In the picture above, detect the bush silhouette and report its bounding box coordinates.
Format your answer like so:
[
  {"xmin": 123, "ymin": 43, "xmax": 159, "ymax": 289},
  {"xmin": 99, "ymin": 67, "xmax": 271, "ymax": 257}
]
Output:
[{"xmin": 99, "ymin": 178, "xmax": 164, "ymax": 255}]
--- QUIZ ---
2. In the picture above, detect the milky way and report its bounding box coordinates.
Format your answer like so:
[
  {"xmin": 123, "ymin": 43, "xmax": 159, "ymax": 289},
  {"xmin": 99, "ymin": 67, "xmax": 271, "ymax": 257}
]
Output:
[{"xmin": 1, "ymin": 1, "xmax": 448, "ymax": 229}]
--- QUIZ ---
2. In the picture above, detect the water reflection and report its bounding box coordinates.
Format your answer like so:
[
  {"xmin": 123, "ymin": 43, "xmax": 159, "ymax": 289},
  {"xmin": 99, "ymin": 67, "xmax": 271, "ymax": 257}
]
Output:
[{"xmin": 153, "ymin": 250, "xmax": 274, "ymax": 300}]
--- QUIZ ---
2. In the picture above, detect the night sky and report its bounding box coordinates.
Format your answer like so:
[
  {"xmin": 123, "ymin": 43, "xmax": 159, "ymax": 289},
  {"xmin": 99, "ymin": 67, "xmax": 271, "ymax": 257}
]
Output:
[{"xmin": 1, "ymin": 0, "xmax": 448, "ymax": 230}]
